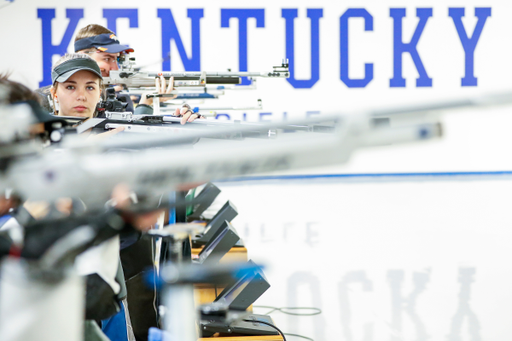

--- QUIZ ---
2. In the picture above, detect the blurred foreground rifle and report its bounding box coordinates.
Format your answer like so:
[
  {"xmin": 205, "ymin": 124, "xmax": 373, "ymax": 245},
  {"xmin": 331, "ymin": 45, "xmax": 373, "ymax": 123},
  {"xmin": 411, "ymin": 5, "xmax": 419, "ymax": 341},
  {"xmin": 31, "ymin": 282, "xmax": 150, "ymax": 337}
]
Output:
[
  {"xmin": 0, "ymin": 105, "xmax": 442, "ymax": 212},
  {"xmin": 6, "ymin": 87, "xmax": 512, "ymax": 213}
]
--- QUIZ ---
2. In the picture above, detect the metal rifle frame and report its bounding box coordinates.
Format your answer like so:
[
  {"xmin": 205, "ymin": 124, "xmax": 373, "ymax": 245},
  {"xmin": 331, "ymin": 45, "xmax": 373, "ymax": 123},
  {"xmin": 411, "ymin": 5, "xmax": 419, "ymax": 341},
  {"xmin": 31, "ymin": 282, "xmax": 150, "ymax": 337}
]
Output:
[
  {"xmin": 66, "ymin": 109, "xmax": 334, "ymax": 138},
  {"xmin": 104, "ymin": 59, "xmax": 289, "ymax": 88},
  {"xmin": 157, "ymin": 98, "xmax": 264, "ymax": 114}
]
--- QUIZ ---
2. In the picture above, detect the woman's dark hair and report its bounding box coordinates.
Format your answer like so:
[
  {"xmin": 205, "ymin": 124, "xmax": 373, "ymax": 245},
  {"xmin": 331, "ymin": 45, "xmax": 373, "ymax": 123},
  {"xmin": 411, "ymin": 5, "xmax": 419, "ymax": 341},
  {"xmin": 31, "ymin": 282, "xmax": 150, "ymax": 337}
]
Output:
[{"xmin": 0, "ymin": 74, "xmax": 42, "ymax": 104}]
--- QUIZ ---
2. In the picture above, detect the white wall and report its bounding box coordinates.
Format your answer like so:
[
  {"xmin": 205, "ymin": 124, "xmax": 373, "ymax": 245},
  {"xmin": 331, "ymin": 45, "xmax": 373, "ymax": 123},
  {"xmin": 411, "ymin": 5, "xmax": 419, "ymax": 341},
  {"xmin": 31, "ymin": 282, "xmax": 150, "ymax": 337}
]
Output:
[{"xmin": 216, "ymin": 177, "xmax": 512, "ymax": 341}]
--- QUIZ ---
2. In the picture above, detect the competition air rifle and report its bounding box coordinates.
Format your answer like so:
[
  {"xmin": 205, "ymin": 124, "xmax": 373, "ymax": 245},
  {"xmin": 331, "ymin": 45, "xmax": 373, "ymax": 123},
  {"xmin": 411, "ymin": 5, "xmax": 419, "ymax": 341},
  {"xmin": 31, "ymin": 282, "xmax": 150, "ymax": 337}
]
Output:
[
  {"xmin": 56, "ymin": 91, "xmax": 314, "ymax": 137},
  {"xmin": 121, "ymin": 87, "xmax": 225, "ymax": 100},
  {"xmin": 157, "ymin": 98, "xmax": 263, "ymax": 115},
  {"xmin": 71, "ymin": 113, "xmax": 279, "ymax": 139},
  {"xmin": 57, "ymin": 100, "xmax": 331, "ymax": 138},
  {"xmin": 119, "ymin": 80, "xmax": 258, "ymax": 103},
  {"xmin": 104, "ymin": 59, "xmax": 290, "ymax": 88}
]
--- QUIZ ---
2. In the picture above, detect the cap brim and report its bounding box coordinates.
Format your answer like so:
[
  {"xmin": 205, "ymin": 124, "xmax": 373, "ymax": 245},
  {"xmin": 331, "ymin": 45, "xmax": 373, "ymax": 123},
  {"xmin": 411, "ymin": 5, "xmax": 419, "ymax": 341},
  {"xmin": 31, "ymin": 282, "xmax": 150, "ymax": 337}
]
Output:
[
  {"xmin": 94, "ymin": 43, "xmax": 134, "ymax": 53},
  {"xmin": 55, "ymin": 67, "xmax": 103, "ymax": 83}
]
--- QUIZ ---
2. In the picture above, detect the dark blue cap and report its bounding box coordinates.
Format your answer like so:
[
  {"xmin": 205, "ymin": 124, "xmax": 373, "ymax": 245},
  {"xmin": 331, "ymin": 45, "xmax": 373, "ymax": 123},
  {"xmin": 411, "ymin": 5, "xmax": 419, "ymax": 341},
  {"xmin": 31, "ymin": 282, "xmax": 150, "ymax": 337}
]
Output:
[{"xmin": 74, "ymin": 33, "xmax": 134, "ymax": 53}]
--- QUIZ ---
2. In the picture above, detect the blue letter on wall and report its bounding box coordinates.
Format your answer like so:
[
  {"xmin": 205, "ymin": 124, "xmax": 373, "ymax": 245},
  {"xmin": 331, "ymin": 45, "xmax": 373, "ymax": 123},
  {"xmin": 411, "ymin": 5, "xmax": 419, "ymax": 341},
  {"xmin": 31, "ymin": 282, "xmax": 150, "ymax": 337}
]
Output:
[
  {"xmin": 103, "ymin": 9, "xmax": 139, "ymax": 34},
  {"xmin": 38, "ymin": 8, "xmax": 83, "ymax": 87},
  {"xmin": 340, "ymin": 8, "xmax": 373, "ymax": 88},
  {"xmin": 282, "ymin": 9, "xmax": 323, "ymax": 89},
  {"xmin": 449, "ymin": 7, "xmax": 491, "ymax": 86},
  {"xmin": 390, "ymin": 8, "xmax": 432, "ymax": 87},
  {"xmin": 221, "ymin": 9, "xmax": 265, "ymax": 85},
  {"xmin": 158, "ymin": 9, "xmax": 203, "ymax": 71}
]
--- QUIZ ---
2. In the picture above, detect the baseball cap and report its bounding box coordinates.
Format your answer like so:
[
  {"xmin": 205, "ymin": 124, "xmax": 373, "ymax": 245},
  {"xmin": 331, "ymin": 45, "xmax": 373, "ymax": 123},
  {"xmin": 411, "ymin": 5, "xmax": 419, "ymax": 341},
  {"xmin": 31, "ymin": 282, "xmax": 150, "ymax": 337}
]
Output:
[
  {"xmin": 74, "ymin": 33, "xmax": 134, "ymax": 54},
  {"xmin": 51, "ymin": 57, "xmax": 103, "ymax": 85}
]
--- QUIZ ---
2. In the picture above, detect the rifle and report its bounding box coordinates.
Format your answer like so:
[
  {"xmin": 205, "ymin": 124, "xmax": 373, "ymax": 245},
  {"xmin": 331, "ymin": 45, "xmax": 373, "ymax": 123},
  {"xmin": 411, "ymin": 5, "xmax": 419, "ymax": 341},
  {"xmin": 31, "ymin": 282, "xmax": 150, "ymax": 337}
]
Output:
[
  {"xmin": 126, "ymin": 81, "xmax": 258, "ymax": 92},
  {"xmin": 371, "ymin": 91, "xmax": 512, "ymax": 118},
  {"xmin": 6, "ymin": 87, "xmax": 512, "ymax": 212},
  {"xmin": 122, "ymin": 88, "xmax": 223, "ymax": 100},
  {"xmin": 103, "ymin": 60, "xmax": 289, "ymax": 88},
  {"xmin": 60, "ymin": 105, "xmax": 334, "ymax": 138},
  {"xmin": 157, "ymin": 98, "xmax": 263, "ymax": 114},
  {"xmin": 0, "ymin": 109, "xmax": 442, "ymax": 212}
]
